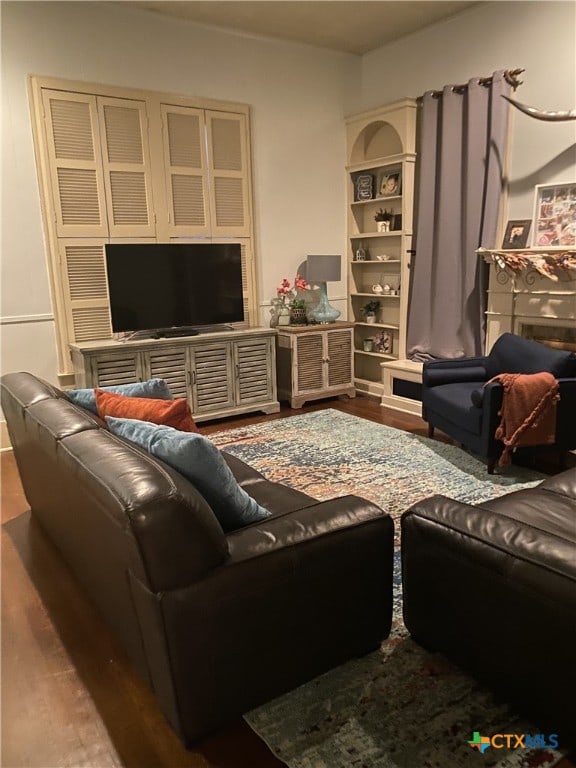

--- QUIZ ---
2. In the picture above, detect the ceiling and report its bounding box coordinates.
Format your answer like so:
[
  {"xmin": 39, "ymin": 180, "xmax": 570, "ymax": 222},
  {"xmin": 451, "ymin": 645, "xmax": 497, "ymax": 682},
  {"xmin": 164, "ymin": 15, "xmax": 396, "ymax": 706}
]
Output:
[{"xmin": 119, "ymin": 1, "xmax": 481, "ymax": 55}]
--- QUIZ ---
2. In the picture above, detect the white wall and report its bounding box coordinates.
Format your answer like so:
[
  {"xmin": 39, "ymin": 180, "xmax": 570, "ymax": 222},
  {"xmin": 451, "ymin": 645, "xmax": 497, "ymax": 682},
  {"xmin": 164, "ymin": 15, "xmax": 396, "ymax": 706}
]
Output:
[
  {"xmin": 360, "ymin": 1, "xmax": 576, "ymax": 218},
  {"xmin": 2, "ymin": 0, "xmax": 575, "ymax": 394},
  {"xmin": 1, "ymin": 0, "xmax": 360, "ymax": 385}
]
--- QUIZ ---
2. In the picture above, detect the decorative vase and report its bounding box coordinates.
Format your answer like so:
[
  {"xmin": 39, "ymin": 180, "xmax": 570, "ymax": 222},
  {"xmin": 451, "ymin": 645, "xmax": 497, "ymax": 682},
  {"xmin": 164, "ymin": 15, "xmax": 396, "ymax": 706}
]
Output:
[
  {"xmin": 290, "ymin": 306, "xmax": 308, "ymax": 325},
  {"xmin": 270, "ymin": 298, "xmax": 286, "ymax": 327},
  {"xmin": 365, "ymin": 313, "xmax": 376, "ymax": 324},
  {"xmin": 308, "ymin": 281, "xmax": 341, "ymax": 324},
  {"xmin": 277, "ymin": 305, "xmax": 291, "ymax": 326}
]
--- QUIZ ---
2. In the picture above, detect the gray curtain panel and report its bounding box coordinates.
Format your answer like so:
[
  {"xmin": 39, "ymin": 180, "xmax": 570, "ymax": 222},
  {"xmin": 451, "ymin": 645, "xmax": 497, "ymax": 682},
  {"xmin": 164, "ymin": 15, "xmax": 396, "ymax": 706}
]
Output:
[{"xmin": 407, "ymin": 71, "xmax": 511, "ymax": 361}]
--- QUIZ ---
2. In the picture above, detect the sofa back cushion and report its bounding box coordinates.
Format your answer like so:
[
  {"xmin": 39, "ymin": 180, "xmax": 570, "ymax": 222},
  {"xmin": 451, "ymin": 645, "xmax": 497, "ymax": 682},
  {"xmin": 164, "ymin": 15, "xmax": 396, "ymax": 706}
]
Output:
[
  {"xmin": 486, "ymin": 333, "xmax": 576, "ymax": 380},
  {"xmin": 107, "ymin": 417, "xmax": 271, "ymax": 532}
]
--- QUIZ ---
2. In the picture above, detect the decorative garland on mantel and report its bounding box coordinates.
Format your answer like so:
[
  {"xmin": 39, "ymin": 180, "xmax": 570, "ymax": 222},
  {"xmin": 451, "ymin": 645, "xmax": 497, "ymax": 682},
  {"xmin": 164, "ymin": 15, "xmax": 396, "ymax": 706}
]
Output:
[{"xmin": 477, "ymin": 247, "xmax": 576, "ymax": 282}]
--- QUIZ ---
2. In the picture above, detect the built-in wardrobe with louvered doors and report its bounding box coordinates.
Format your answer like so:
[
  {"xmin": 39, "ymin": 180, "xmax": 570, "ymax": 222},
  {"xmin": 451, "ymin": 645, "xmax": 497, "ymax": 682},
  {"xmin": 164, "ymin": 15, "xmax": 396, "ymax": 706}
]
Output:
[{"xmin": 29, "ymin": 77, "xmax": 257, "ymax": 380}]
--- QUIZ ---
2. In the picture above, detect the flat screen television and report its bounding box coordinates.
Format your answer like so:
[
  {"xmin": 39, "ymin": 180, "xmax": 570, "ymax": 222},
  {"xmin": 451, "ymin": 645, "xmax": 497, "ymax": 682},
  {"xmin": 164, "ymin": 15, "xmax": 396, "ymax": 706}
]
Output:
[{"xmin": 105, "ymin": 243, "xmax": 244, "ymax": 337}]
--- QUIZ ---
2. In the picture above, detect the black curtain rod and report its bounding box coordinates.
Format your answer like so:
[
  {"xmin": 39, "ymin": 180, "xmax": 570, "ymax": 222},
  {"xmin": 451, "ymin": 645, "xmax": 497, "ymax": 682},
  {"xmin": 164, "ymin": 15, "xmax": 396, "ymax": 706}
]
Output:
[{"xmin": 428, "ymin": 68, "xmax": 524, "ymax": 98}]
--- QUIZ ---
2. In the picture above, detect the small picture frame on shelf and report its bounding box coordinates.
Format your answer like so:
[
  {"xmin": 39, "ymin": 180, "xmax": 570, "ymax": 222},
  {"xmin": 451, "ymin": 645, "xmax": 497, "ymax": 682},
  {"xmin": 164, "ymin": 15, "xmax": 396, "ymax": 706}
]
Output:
[
  {"xmin": 501, "ymin": 219, "xmax": 531, "ymax": 249},
  {"xmin": 354, "ymin": 173, "xmax": 374, "ymax": 202},
  {"xmin": 391, "ymin": 213, "xmax": 402, "ymax": 232},
  {"xmin": 532, "ymin": 183, "xmax": 576, "ymax": 247},
  {"xmin": 373, "ymin": 330, "xmax": 392, "ymax": 354},
  {"xmin": 378, "ymin": 169, "xmax": 402, "ymax": 198}
]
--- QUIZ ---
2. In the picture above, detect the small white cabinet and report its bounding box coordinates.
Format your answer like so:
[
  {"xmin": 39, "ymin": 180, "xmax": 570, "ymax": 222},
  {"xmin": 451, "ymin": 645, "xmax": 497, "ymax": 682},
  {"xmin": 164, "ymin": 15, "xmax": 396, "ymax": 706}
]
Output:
[
  {"xmin": 276, "ymin": 323, "xmax": 356, "ymax": 409},
  {"xmin": 70, "ymin": 328, "xmax": 280, "ymax": 422}
]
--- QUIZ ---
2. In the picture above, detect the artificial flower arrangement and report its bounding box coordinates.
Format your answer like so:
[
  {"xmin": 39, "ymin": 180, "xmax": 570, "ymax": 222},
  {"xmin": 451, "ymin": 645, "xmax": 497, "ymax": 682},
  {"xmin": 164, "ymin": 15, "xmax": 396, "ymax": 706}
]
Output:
[{"xmin": 276, "ymin": 274, "xmax": 310, "ymax": 308}]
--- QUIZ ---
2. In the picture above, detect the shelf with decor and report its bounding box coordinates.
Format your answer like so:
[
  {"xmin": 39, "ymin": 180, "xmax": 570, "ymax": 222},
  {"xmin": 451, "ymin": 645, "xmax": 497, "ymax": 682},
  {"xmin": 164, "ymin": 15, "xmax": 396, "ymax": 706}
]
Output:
[
  {"xmin": 350, "ymin": 259, "xmax": 401, "ymax": 264},
  {"xmin": 352, "ymin": 292, "xmax": 401, "ymax": 298},
  {"xmin": 355, "ymin": 322, "xmax": 400, "ymax": 330},
  {"xmin": 346, "ymin": 99, "xmax": 417, "ymax": 397},
  {"xmin": 355, "ymin": 350, "xmax": 396, "ymax": 360}
]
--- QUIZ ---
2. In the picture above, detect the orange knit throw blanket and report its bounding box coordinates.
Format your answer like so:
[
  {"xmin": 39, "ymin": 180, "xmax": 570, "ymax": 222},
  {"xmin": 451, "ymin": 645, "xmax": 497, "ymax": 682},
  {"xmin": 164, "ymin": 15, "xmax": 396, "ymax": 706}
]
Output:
[{"xmin": 489, "ymin": 372, "xmax": 560, "ymax": 467}]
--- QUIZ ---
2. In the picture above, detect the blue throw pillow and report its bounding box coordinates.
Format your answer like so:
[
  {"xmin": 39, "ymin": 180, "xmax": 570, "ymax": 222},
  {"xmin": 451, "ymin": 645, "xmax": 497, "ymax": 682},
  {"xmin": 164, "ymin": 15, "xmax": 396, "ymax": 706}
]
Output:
[
  {"xmin": 106, "ymin": 417, "xmax": 271, "ymax": 532},
  {"xmin": 67, "ymin": 379, "xmax": 173, "ymax": 414}
]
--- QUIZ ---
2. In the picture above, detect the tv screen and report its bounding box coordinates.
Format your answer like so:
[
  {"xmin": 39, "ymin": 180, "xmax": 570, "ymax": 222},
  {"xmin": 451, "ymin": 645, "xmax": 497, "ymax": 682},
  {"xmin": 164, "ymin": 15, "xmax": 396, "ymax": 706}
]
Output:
[{"xmin": 105, "ymin": 243, "xmax": 244, "ymax": 335}]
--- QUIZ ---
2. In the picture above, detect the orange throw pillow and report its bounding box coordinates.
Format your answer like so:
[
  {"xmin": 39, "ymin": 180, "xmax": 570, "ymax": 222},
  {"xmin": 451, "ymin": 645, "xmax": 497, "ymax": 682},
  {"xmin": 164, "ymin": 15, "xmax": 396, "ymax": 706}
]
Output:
[{"xmin": 95, "ymin": 389, "xmax": 198, "ymax": 432}]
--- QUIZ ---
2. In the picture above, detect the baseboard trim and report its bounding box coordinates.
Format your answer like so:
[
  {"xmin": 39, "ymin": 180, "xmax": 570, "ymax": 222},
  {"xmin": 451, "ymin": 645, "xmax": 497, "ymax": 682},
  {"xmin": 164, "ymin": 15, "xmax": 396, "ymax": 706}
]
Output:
[{"xmin": 1, "ymin": 422, "xmax": 12, "ymax": 451}]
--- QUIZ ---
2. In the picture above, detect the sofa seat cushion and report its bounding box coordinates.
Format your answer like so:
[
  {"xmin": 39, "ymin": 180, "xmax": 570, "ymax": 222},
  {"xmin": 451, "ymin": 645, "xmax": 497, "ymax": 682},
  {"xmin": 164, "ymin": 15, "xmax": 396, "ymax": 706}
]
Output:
[
  {"xmin": 424, "ymin": 382, "xmax": 484, "ymax": 434},
  {"xmin": 96, "ymin": 389, "xmax": 198, "ymax": 432},
  {"xmin": 67, "ymin": 378, "xmax": 173, "ymax": 414},
  {"xmin": 107, "ymin": 417, "xmax": 271, "ymax": 532}
]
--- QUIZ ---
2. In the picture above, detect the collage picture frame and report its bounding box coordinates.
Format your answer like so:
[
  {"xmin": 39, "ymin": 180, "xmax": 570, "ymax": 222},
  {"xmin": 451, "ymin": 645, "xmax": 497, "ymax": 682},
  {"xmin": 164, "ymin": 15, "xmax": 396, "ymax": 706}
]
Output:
[{"xmin": 532, "ymin": 182, "xmax": 576, "ymax": 247}]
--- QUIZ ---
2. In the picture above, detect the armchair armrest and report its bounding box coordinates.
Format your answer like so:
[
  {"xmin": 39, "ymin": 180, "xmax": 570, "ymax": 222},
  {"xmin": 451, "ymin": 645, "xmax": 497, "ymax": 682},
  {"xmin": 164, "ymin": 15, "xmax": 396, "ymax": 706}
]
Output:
[
  {"xmin": 481, "ymin": 377, "xmax": 576, "ymax": 451},
  {"xmin": 423, "ymin": 356, "xmax": 488, "ymax": 387}
]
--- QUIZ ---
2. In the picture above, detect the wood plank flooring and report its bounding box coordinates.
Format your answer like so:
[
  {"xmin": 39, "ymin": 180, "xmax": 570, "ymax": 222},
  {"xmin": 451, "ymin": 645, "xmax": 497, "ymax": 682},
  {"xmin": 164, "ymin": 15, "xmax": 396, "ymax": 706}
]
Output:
[{"xmin": 2, "ymin": 395, "xmax": 574, "ymax": 768}]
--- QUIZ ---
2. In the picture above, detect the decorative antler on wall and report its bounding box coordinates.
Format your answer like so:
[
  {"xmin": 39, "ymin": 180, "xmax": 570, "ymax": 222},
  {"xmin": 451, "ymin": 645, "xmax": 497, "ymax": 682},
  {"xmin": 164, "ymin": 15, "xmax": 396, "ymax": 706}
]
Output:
[{"xmin": 503, "ymin": 95, "xmax": 576, "ymax": 122}]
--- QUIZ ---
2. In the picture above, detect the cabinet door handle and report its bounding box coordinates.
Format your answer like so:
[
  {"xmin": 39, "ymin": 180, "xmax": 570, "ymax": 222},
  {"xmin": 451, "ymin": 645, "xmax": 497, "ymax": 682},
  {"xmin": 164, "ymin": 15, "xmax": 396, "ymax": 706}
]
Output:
[{"xmin": 188, "ymin": 370, "xmax": 196, "ymax": 386}]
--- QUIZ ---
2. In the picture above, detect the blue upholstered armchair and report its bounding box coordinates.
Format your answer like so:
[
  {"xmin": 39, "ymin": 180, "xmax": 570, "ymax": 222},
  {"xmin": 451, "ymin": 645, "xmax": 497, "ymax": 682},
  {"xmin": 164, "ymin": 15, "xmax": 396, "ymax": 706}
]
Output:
[{"xmin": 422, "ymin": 333, "xmax": 576, "ymax": 473}]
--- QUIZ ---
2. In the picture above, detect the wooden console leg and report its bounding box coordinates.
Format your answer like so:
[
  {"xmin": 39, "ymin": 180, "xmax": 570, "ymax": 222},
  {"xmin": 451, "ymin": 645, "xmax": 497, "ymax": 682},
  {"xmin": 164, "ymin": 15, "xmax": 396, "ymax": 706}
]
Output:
[
  {"xmin": 427, "ymin": 424, "xmax": 435, "ymax": 439},
  {"xmin": 487, "ymin": 458, "xmax": 496, "ymax": 474}
]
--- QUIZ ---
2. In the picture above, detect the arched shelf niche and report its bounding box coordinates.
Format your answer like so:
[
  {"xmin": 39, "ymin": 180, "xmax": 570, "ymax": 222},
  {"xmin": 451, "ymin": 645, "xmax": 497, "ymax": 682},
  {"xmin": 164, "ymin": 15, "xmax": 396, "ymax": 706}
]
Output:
[{"xmin": 349, "ymin": 120, "xmax": 403, "ymax": 165}]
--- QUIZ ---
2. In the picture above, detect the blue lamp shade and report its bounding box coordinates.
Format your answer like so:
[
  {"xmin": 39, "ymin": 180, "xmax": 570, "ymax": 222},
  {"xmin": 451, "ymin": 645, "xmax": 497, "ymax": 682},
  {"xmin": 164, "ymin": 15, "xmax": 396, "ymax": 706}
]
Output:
[{"xmin": 306, "ymin": 255, "xmax": 341, "ymax": 324}]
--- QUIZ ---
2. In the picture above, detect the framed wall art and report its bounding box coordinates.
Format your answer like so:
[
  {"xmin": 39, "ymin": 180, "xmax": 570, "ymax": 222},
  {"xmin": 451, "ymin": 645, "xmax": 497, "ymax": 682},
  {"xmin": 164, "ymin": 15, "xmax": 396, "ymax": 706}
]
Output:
[
  {"xmin": 501, "ymin": 219, "xmax": 531, "ymax": 249},
  {"xmin": 532, "ymin": 182, "xmax": 576, "ymax": 247}
]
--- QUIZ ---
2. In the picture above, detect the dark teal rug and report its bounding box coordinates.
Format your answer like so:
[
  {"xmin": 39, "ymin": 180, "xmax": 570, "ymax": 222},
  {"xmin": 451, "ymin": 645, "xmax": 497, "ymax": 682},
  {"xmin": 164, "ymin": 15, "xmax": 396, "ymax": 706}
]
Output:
[{"xmin": 210, "ymin": 411, "xmax": 564, "ymax": 768}]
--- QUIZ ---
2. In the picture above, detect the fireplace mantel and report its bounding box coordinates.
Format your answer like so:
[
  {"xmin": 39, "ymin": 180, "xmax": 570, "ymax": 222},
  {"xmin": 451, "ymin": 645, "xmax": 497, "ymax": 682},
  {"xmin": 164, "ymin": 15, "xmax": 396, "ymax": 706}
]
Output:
[
  {"xmin": 477, "ymin": 247, "xmax": 576, "ymax": 283},
  {"xmin": 479, "ymin": 247, "xmax": 576, "ymax": 354}
]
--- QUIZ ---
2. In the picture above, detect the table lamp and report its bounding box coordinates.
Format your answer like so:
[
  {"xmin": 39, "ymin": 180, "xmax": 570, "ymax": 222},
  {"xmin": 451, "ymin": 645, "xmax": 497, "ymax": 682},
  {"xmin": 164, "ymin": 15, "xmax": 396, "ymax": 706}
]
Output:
[{"xmin": 306, "ymin": 254, "xmax": 341, "ymax": 323}]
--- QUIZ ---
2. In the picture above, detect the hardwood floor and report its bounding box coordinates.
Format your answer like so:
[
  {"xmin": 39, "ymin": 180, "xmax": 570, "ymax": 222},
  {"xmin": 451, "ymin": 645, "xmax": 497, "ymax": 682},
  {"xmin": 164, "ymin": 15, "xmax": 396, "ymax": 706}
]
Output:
[{"xmin": 2, "ymin": 395, "xmax": 574, "ymax": 768}]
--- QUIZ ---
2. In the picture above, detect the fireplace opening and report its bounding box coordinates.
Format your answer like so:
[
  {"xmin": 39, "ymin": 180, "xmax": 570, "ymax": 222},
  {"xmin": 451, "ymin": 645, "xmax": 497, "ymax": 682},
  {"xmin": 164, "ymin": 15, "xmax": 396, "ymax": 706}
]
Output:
[{"xmin": 520, "ymin": 323, "xmax": 576, "ymax": 353}]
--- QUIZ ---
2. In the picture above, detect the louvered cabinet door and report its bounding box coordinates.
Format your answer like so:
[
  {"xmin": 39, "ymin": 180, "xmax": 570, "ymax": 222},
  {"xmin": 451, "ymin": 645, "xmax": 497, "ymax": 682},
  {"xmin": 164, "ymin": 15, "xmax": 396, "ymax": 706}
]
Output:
[
  {"xmin": 97, "ymin": 97, "xmax": 156, "ymax": 238},
  {"xmin": 294, "ymin": 333, "xmax": 324, "ymax": 393},
  {"xmin": 144, "ymin": 347, "xmax": 188, "ymax": 400},
  {"xmin": 233, "ymin": 335, "xmax": 275, "ymax": 405},
  {"xmin": 189, "ymin": 341, "xmax": 235, "ymax": 415},
  {"xmin": 90, "ymin": 351, "xmax": 143, "ymax": 388},
  {"xmin": 160, "ymin": 105, "xmax": 210, "ymax": 237},
  {"xmin": 206, "ymin": 111, "xmax": 250, "ymax": 237},
  {"xmin": 42, "ymin": 90, "xmax": 108, "ymax": 238},
  {"xmin": 326, "ymin": 329, "xmax": 354, "ymax": 389},
  {"xmin": 59, "ymin": 240, "xmax": 113, "ymax": 343}
]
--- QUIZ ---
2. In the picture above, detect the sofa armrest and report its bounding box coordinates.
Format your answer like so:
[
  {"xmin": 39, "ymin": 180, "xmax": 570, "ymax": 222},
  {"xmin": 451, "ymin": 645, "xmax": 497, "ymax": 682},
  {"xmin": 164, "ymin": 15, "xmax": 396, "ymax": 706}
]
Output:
[
  {"xmin": 423, "ymin": 356, "xmax": 488, "ymax": 387},
  {"xmin": 226, "ymin": 495, "xmax": 391, "ymax": 563},
  {"xmin": 401, "ymin": 493, "xmax": 576, "ymax": 580},
  {"xmin": 157, "ymin": 496, "xmax": 394, "ymax": 740}
]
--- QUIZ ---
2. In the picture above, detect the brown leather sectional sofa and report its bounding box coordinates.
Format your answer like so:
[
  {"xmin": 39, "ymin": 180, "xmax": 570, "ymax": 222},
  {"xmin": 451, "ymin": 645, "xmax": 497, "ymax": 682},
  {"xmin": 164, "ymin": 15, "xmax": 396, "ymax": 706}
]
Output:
[
  {"xmin": 402, "ymin": 470, "xmax": 576, "ymax": 747},
  {"xmin": 1, "ymin": 371, "xmax": 394, "ymax": 746}
]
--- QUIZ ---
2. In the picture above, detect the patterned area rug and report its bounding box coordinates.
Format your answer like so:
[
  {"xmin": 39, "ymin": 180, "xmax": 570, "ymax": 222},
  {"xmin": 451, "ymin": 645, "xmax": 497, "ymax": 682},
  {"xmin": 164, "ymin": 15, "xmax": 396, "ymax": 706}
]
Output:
[
  {"xmin": 210, "ymin": 409, "xmax": 544, "ymax": 548},
  {"xmin": 210, "ymin": 411, "xmax": 564, "ymax": 768}
]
